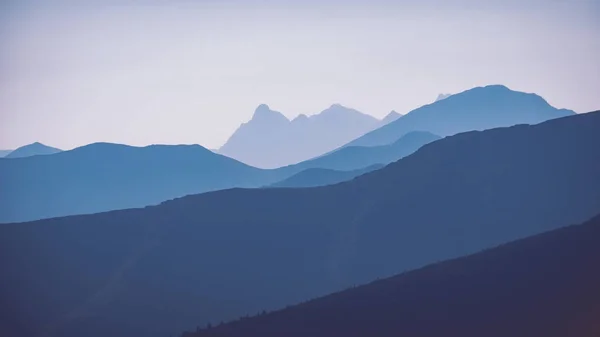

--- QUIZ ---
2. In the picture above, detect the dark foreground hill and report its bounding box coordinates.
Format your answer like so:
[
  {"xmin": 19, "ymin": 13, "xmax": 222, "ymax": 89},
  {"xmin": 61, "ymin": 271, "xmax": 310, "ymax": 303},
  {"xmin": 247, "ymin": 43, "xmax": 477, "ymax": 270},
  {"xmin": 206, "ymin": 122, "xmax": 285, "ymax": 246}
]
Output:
[
  {"xmin": 342, "ymin": 84, "xmax": 574, "ymax": 148},
  {"xmin": 184, "ymin": 213, "xmax": 600, "ymax": 337},
  {"xmin": 0, "ymin": 111, "xmax": 599, "ymax": 337},
  {"xmin": 268, "ymin": 164, "xmax": 384, "ymax": 188},
  {"xmin": 5, "ymin": 142, "xmax": 62, "ymax": 158}
]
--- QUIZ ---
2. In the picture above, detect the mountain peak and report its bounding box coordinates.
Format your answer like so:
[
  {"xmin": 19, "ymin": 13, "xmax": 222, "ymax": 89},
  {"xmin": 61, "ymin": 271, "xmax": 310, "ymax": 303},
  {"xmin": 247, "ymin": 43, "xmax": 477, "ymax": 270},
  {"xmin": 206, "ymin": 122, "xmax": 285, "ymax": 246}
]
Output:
[
  {"xmin": 462, "ymin": 84, "xmax": 552, "ymax": 104},
  {"xmin": 291, "ymin": 114, "xmax": 309, "ymax": 123},
  {"xmin": 5, "ymin": 142, "xmax": 62, "ymax": 159},
  {"xmin": 252, "ymin": 104, "xmax": 271, "ymax": 117},
  {"xmin": 314, "ymin": 104, "xmax": 379, "ymax": 128},
  {"xmin": 435, "ymin": 85, "xmax": 511, "ymax": 103},
  {"xmin": 251, "ymin": 104, "xmax": 289, "ymax": 123},
  {"xmin": 255, "ymin": 103, "xmax": 270, "ymax": 112},
  {"xmin": 319, "ymin": 104, "xmax": 351, "ymax": 116},
  {"xmin": 463, "ymin": 84, "xmax": 518, "ymax": 97},
  {"xmin": 342, "ymin": 84, "xmax": 576, "ymax": 148},
  {"xmin": 220, "ymin": 103, "xmax": 379, "ymax": 168},
  {"xmin": 381, "ymin": 110, "xmax": 402, "ymax": 125},
  {"xmin": 320, "ymin": 103, "xmax": 370, "ymax": 118},
  {"xmin": 482, "ymin": 84, "xmax": 510, "ymax": 91},
  {"xmin": 435, "ymin": 93, "xmax": 452, "ymax": 102}
]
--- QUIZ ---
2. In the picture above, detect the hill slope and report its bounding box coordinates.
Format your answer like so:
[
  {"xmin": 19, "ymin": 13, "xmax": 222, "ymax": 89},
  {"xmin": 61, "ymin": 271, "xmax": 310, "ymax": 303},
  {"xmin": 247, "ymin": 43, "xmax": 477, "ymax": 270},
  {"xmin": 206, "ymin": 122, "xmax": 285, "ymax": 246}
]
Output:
[
  {"xmin": 0, "ymin": 150, "xmax": 12, "ymax": 158},
  {"xmin": 219, "ymin": 104, "xmax": 380, "ymax": 168},
  {"xmin": 343, "ymin": 85, "xmax": 574, "ymax": 148},
  {"xmin": 5, "ymin": 142, "xmax": 62, "ymax": 158},
  {"xmin": 0, "ymin": 131, "xmax": 435, "ymax": 223},
  {"xmin": 268, "ymin": 164, "xmax": 384, "ymax": 188},
  {"xmin": 185, "ymin": 213, "xmax": 600, "ymax": 337},
  {"xmin": 0, "ymin": 143, "xmax": 280, "ymax": 223},
  {"xmin": 379, "ymin": 110, "xmax": 401, "ymax": 125},
  {"xmin": 283, "ymin": 131, "xmax": 440, "ymax": 173},
  {"xmin": 1, "ymin": 111, "xmax": 599, "ymax": 337}
]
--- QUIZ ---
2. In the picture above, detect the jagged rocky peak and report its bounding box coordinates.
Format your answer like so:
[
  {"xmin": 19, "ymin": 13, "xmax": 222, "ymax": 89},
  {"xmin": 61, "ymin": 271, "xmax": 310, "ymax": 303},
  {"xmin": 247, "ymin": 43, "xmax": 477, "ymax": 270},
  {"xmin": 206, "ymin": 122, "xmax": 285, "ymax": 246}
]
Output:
[{"xmin": 251, "ymin": 104, "xmax": 289, "ymax": 123}]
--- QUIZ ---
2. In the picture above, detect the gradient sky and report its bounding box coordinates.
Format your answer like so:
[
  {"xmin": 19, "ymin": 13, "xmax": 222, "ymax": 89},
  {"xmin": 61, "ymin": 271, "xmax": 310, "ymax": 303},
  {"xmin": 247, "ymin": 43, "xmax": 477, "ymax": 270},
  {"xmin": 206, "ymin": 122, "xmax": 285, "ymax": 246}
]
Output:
[{"xmin": 1, "ymin": 0, "xmax": 598, "ymax": 150}]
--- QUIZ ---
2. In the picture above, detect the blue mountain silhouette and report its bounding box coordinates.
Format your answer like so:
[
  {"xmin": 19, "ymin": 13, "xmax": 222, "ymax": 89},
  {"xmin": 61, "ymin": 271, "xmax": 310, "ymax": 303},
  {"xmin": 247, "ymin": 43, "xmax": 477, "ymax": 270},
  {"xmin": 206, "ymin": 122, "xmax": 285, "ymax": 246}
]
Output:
[
  {"xmin": 379, "ymin": 110, "xmax": 402, "ymax": 125},
  {"xmin": 281, "ymin": 131, "xmax": 440, "ymax": 173},
  {"xmin": 1, "ymin": 111, "xmax": 598, "ymax": 337},
  {"xmin": 219, "ymin": 104, "xmax": 383, "ymax": 168},
  {"xmin": 342, "ymin": 85, "xmax": 574, "ymax": 148},
  {"xmin": 184, "ymin": 213, "xmax": 600, "ymax": 337},
  {"xmin": 0, "ymin": 132, "xmax": 437, "ymax": 223},
  {"xmin": 0, "ymin": 143, "xmax": 277, "ymax": 223},
  {"xmin": 0, "ymin": 86, "xmax": 579, "ymax": 223},
  {"xmin": 268, "ymin": 164, "xmax": 385, "ymax": 188},
  {"xmin": 5, "ymin": 142, "xmax": 61, "ymax": 158}
]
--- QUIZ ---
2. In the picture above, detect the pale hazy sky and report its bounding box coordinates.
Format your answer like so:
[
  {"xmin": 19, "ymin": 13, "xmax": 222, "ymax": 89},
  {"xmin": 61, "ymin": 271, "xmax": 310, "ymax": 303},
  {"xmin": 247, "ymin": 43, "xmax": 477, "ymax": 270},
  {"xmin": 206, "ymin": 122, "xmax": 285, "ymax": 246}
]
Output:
[{"xmin": 1, "ymin": 0, "xmax": 599, "ymax": 150}]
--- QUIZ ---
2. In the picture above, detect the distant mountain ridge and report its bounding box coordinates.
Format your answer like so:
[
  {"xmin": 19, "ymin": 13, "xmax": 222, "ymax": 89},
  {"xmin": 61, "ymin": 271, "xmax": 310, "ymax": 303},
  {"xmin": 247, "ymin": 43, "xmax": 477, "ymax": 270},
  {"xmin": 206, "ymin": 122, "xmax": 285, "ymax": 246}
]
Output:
[
  {"xmin": 0, "ymin": 85, "xmax": 579, "ymax": 223},
  {"xmin": 379, "ymin": 110, "xmax": 402, "ymax": 125},
  {"xmin": 5, "ymin": 142, "xmax": 61, "ymax": 158},
  {"xmin": 342, "ymin": 85, "xmax": 575, "ymax": 148},
  {"xmin": 1, "ymin": 111, "xmax": 598, "ymax": 337},
  {"xmin": 219, "ymin": 104, "xmax": 397, "ymax": 168},
  {"xmin": 268, "ymin": 164, "xmax": 385, "ymax": 188},
  {"xmin": 278, "ymin": 131, "xmax": 440, "ymax": 173},
  {"xmin": 0, "ymin": 131, "xmax": 436, "ymax": 223},
  {"xmin": 184, "ymin": 213, "xmax": 600, "ymax": 337},
  {"xmin": 0, "ymin": 142, "xmax": 280, "ymax": 223},
  {"xmin": 0, "ymin": 150, "xmax": 12, "ymax": 158}
]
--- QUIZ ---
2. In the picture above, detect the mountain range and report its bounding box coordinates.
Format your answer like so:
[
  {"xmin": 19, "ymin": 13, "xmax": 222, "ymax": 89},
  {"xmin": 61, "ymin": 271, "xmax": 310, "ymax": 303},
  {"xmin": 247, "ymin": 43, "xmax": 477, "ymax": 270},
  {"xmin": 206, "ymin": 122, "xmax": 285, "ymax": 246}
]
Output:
[
  {"xmin": 0, "ymin": 143, "xmax": 276, "ymax": 223},
  {"xmin": 184, "ymin": 213, "xmax": 600, "ymax": 337},
  {"xmin": 1, "ymin": 110, "xmax": 598, "ymax": 337},
  {"xmin": 4, "ymin": 142, "xmax": 62, "ymax": 158},
  {"xmin": 218, "ymin": 104, "xmax": 399, "ymax": 168},
  {"xmin": 0, "ymin": 129, "xmax": 434, "ymax": 223},
  {"xmin": 0, "ymin": 150, "xmax": 12, "ymax": 158},
  {"xmin": 0, "ymin": 86, "xmax": 581, "ymax": 223},
  {"xmin": 343, "ymin": 85, "xmax": 575, "ymax": 148}
]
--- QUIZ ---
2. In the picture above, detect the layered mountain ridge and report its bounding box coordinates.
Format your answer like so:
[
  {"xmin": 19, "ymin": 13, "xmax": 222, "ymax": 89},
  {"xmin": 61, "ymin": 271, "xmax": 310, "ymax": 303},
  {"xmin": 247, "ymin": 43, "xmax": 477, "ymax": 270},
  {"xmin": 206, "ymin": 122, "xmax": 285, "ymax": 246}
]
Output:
[{"xmin": 1, "ymin": 110, "xmax": 598, "ymax": 337}]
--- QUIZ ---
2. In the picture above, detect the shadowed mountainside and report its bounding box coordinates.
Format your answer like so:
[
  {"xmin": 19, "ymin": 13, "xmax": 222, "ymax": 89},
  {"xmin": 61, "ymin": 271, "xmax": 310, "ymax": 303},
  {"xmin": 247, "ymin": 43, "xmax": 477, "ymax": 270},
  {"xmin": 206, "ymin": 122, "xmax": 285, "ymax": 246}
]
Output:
[
  {"xmin": 268, "ymin": 164, "xmax": 384, "ymax": 188},
  {"xmin": 219, "ymin": 104, "xmax": 382, "ymax": 168},
  {"xmin": 0, "ymin": 111, "xmax": 598, "ymax": 337},
  {"xmin": 5, "ymin": 142, "xmax": 61, "ymax": 158},
  {"xmin": 184, "ymin": 213, "xmax": 600, "ymax": 337},
  {"xmin": 342, "ymin": 85, "xmax": 574, "ymax": 148},
  {"xmin": 282, "ymin": 131, "xmax": 440, "ymax": 173}
]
